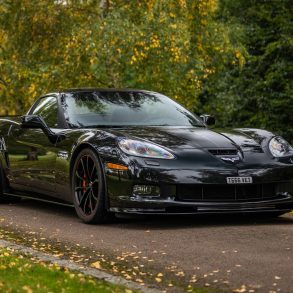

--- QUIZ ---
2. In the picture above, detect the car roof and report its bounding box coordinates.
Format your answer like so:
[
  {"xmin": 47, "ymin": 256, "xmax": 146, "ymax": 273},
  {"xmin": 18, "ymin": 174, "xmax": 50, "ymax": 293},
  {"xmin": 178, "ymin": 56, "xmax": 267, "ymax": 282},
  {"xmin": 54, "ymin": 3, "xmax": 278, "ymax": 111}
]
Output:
[{"xmin": 59, "ymin": 88, "xmax": 153, "ymax": 94}]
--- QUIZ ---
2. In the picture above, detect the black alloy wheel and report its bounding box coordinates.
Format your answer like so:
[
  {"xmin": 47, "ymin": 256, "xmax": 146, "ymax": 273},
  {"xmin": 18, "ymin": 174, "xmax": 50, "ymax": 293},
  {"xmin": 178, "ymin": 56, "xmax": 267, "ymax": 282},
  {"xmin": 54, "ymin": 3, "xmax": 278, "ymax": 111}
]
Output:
[{"xmin": 72, "ymin": 148, "xmax": 110, "ymax": 223}]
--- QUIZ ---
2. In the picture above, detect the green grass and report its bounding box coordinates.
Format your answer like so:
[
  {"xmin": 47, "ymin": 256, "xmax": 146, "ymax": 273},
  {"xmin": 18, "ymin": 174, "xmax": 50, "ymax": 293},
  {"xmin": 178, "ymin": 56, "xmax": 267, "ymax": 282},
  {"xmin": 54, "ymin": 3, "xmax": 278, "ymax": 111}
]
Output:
[
  {"xmin": 0, "ymin": 228, "xmax": 229, "ymax": 293},
  {"xmin": 0, "ymin": 247, "xmax": 134, "ymax": 293}
]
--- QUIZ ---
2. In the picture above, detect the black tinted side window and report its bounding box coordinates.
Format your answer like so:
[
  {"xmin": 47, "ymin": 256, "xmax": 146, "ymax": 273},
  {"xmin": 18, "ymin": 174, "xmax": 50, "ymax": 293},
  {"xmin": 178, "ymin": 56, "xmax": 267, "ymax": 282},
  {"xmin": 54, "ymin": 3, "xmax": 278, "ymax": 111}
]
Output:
[{"xmin": 32, "ymin": 96, "xmax": 58, "ymax": 128}]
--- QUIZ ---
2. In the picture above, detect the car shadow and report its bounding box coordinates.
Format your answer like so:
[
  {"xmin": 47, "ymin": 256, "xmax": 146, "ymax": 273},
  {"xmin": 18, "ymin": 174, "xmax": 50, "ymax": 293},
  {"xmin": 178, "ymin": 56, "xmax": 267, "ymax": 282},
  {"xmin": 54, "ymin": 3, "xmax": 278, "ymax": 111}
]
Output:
[
  {"xmin": 114, "ymin": 212, "xmax": 293, "ymax": 230},
  {"xmin": 7, "ymin": 198, "xmax": 76, "ymax": 220},
  {"xmin": 8, "ymin": 198, "xmax": 293, "ymax": 230}
]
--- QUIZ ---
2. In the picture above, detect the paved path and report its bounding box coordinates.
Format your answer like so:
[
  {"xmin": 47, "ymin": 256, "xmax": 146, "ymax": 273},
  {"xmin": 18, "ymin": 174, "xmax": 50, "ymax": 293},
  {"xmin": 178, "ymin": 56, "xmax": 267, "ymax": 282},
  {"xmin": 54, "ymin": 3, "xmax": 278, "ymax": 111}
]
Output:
[{"xmin": 0, "ymin": 200, "xmax": 292, "ymax": 292}]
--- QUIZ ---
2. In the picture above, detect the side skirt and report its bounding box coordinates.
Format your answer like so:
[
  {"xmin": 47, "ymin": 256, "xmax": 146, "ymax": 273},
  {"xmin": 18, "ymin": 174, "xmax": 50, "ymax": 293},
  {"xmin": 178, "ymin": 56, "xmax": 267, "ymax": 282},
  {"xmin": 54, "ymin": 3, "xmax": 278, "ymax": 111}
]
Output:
[{"xmin": 3, "ymin": 192, "xmax": 74, "ymax": 208}]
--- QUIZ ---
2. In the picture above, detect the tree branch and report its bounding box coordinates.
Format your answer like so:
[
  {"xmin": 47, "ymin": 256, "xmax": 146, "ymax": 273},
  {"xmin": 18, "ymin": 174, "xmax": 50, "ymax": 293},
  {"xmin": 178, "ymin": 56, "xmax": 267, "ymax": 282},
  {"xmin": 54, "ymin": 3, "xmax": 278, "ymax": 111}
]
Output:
[{"xmin": 0, "ymin": 78, "xmax": 8, "ymax": 87}]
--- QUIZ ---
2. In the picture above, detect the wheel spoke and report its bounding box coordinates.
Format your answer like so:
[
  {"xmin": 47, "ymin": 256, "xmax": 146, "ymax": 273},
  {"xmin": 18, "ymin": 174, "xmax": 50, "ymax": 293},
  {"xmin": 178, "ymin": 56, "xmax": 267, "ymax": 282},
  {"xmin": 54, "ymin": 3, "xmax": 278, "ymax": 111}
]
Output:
[
  {"xmin": 91, "ymin": 189, "xmax": 98, "ymax": 201},
  {"xmin": 92, "ymin": 178, "xmax": 99, "ymax": 185},
  {"xmin": 75, "ymin": 186, "xmax": 90, "ymax": 191},
  {"xmin": 89, "ymin": 191, "xmax": 93, "ymax": 213},
  {"xmin": 75, "ymin": 171, "xmax": 83, "ymax": 181},
  {"xmin": 80, "ymin": 157, "xmax": 87, "ymax": 177},
  {"xmin": 86, "ymin": 156, "xmax": 92, "ymax": 180},
  {"xmin": 78, "ymin": 188, "xmax": 90, "ymax": 208},
  {"xmin": 83, "ymin": 189, "xmax": 92, "ymax": 214},
  {"xmin": 83, "ymin": 193, "xmax": 88, "ymax": 213},
  {"xmin": 90, "ymin": 164, "xmax": 97, "ymax": 181}
]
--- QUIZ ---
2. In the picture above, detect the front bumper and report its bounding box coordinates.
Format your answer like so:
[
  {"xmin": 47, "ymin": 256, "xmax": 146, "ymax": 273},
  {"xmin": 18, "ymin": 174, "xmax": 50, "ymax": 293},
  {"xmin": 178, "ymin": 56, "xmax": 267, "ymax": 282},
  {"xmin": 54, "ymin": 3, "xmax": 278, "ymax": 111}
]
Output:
[
  {"xmin": 104, "ymin": 153, "xmax": 293, "ymax": 215},
  {"xmin": 109, "ymin": 192, "xmax": 293, "ymax": 214}
]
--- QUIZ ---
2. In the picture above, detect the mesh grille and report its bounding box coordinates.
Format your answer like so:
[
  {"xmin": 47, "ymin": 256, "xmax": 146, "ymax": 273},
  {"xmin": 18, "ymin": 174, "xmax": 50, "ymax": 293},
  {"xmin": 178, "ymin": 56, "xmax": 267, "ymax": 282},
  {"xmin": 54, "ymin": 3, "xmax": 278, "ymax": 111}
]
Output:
[{"xmin": 176, "ymin": 183, "xmax": 277, "ymax": 202}]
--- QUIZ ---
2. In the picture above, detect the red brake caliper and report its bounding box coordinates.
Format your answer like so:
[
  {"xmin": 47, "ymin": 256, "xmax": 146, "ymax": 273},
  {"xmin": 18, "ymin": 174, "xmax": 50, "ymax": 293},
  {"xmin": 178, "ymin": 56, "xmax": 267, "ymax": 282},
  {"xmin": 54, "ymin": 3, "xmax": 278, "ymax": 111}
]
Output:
[{"xmin": 82, "ymin": 175, "xmax": 87, "ymax": 193}]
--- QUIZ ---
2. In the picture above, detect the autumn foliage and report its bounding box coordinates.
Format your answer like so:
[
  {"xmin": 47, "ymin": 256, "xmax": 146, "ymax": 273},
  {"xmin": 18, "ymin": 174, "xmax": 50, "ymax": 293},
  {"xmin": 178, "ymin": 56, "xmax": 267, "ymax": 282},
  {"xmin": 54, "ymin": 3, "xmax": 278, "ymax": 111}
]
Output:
[{"xmin": 0, "ymin": 0, "xmax": 291, "ymax": 141}]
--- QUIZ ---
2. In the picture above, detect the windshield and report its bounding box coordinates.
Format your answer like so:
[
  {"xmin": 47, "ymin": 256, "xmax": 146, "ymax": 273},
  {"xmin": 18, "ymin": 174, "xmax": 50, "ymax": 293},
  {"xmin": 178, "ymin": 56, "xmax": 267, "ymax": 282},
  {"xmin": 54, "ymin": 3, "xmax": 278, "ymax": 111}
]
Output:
[{"xmin": 62, "ymin": 91, "xmax": 204, "ymax": 128}]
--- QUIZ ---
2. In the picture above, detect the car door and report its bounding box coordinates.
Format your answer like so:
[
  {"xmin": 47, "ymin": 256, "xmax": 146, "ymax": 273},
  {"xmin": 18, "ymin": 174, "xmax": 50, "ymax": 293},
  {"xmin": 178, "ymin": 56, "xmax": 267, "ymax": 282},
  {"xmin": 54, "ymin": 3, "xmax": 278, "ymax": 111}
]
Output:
[{"xmin": 7, "ymin": 95, "xmax": 59, "ymax": 197}]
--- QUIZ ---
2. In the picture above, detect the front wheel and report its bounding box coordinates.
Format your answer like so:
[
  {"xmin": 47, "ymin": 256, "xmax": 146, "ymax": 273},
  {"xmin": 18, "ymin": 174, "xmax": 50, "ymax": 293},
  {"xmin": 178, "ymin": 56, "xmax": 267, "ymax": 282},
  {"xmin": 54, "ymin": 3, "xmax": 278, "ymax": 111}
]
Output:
[{"xmin": 72, "ymin": 148, "xmax": 111, "ymax": 224}]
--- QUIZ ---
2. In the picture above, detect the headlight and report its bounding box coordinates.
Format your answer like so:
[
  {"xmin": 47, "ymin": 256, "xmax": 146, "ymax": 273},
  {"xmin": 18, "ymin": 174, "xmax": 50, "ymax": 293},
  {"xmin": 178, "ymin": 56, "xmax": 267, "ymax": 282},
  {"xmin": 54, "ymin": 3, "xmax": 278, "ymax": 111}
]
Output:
[
  {"xmin": 269, "ymin": 136, "xmax": 293, "ymax": 157},
  {"xmin": 118, "ymin": 139, "xmax": 175, "ymax": 159}
]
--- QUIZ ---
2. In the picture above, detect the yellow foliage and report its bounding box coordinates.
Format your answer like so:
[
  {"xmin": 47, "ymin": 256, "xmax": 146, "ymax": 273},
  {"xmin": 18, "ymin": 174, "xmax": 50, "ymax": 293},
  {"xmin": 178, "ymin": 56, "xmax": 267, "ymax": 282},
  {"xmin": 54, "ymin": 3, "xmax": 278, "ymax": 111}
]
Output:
[
  {"xmin": 179, "ymin": 0, "xmax": 186, "ymax": 7},
  {"xmin": 0, "ymin": 0, "xmax": 242, "ymax": 114}
]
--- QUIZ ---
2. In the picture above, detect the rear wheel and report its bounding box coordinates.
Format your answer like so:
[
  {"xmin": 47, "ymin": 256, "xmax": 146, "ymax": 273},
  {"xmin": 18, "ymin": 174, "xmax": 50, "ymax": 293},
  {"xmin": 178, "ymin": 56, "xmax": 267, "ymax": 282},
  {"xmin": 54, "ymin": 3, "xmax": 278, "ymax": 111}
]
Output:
[
  {"xmin": 0, "ymin": 173, "xmax": 9, "ymax": 203},
  {"xmin": 72, "ymin": 148, "xmax": 111, "ymax": 224},
  {"xmin": 0, "ymin": 162, "xmax": 17, "ymax": 203}
]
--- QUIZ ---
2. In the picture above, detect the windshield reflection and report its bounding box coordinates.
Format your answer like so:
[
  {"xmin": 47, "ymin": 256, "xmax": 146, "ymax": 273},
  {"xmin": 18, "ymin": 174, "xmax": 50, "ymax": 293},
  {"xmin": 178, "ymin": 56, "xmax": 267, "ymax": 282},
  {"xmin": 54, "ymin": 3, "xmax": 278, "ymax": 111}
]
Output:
[{"xmin": 61, "ymin": 91, "xmax": 204, "ymax": 128}]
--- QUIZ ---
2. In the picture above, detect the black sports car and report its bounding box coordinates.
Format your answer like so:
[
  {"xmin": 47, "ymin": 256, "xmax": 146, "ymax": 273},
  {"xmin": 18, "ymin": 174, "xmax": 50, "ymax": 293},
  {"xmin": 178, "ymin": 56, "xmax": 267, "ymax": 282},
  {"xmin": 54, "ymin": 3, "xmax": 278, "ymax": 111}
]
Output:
[{"xmin": 0, "ymin": 89, "xmax": 293, "ymax": 223}]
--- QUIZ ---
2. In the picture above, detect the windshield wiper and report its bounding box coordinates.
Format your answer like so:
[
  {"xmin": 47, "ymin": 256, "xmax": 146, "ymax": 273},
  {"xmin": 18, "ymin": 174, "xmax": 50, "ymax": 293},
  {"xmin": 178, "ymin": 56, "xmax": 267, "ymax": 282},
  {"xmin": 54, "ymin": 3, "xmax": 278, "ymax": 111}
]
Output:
[{"xmin": 83, "ymin": 125, "xmax": 126, "ymax": 128}]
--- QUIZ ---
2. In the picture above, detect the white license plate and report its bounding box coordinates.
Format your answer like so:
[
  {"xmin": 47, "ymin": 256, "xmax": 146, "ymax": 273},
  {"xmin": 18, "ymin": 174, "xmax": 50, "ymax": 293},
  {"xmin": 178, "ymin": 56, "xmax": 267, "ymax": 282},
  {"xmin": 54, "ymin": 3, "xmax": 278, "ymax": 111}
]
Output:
[{"xmin": 226, "ymin": 177, "xmax": 253, "ymax": 184}]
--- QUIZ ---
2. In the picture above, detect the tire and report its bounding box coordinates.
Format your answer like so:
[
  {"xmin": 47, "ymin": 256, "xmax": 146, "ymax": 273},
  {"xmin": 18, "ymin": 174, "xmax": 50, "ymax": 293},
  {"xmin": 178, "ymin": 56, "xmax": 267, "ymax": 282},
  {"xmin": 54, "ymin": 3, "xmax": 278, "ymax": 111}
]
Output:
[
  {"xmin": 0, "ymin": 171, "xmax": 9, "ymax": 203},
  {"xmin": 0, "ymin": 161, "xmax": 16, "ymax": 203},
  {"xmin": 71, "ymin": 148, "xmax": 112, "ymax": 224}
]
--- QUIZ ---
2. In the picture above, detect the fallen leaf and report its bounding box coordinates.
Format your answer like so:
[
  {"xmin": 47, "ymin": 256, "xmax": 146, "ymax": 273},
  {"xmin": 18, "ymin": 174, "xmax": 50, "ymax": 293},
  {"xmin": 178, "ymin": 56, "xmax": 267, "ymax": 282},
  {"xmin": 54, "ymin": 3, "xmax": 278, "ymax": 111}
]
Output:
[
  {"xmin": 233, "ymin": 285, "xmax": 247, "ymax": 293},
  {"xmin": 90, "ymin": 261, "xmax": 101, "ymax": 269},
  {"xmin": 274, "ymin": 276, "xmax": 281, "ymax": 280}
]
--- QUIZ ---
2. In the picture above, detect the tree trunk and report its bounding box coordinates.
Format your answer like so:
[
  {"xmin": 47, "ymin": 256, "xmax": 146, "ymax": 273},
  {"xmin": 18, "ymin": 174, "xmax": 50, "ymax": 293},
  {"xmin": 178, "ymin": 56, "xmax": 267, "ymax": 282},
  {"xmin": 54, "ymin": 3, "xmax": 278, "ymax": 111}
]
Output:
[{"xmin": 99, "ymin": 0, "xmax": 109, "ymax": 18}]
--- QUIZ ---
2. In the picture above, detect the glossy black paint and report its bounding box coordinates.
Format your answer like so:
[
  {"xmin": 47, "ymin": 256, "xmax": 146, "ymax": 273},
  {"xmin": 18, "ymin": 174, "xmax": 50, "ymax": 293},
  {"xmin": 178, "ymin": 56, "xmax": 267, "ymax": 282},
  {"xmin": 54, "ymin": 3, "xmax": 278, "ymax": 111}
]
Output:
[{"xmin": 0, "ymin": 89, "xmax": 293, "ymax": 215}]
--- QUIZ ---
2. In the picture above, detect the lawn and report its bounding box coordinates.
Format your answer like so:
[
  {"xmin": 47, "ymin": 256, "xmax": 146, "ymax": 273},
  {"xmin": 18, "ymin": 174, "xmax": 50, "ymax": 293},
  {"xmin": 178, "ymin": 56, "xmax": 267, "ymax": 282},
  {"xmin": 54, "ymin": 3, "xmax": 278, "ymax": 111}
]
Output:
[{"xmin": 0, "ymin": 247, "xmax": 133, "ymax": 293}]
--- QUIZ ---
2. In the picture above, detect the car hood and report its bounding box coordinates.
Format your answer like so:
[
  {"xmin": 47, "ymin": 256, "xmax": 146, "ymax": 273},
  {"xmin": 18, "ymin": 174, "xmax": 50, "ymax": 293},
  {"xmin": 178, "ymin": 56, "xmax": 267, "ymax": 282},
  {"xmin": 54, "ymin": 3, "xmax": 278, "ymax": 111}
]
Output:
[{"xmin": 108, "ymin": 127, "xmax": 267, "ymax": 151}]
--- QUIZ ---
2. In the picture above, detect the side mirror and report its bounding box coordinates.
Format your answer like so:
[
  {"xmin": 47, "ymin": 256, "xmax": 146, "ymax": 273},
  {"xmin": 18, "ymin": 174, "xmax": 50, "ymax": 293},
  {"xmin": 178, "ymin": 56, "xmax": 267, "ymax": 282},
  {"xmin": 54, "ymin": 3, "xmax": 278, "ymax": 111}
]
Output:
[
  {"xmin": 21, "ymin": 115, "xmax": 46, "ymax": 129},
  {"xmin": 200, "ymin": 114, "xmax": 215, "ymax": 126},
  {"xmin": 21, "ymin": 115, "xmax": 64, "ymax": 143}
]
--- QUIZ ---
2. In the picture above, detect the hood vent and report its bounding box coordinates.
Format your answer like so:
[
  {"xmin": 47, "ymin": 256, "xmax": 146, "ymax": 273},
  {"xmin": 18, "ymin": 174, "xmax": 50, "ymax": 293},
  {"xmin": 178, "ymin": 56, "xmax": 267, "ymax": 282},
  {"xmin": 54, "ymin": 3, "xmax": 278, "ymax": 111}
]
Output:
[{"xmin": 208, "ymin": 149, "xmax": 238, "ymax": 156}]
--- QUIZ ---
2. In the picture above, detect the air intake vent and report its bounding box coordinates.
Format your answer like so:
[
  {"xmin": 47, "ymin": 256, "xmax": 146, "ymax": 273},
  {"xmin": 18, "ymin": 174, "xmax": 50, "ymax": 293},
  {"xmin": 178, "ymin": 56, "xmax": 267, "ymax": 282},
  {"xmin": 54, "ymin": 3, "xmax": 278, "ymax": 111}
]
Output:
[
  {"xmin": 176, "ymin": 183, "xmax": 278, "ymax": 202},
  {"xmin": 208, "ymin": 149, "xmax": 238, "ymax": 156}
]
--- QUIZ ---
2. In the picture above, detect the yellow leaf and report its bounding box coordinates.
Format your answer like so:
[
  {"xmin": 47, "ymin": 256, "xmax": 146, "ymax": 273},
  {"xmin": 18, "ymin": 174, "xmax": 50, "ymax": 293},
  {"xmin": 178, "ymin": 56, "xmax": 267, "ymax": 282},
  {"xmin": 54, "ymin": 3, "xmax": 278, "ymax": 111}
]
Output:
[
  {"xmin": 91, "ymin": 261, "xmax": 101, "ymax": 269},
  {"xmin": 22, "ymin": 286, "xmax": 33, "ymax": 293}
]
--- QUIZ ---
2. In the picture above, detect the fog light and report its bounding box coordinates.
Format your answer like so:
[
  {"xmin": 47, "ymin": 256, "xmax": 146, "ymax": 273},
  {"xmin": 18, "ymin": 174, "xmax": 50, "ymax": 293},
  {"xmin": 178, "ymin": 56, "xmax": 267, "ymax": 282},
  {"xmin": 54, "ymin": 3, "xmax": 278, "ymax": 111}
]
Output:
[{"xmin": 133, "ymin": 185, "xmax": 160, "ymax": 197}]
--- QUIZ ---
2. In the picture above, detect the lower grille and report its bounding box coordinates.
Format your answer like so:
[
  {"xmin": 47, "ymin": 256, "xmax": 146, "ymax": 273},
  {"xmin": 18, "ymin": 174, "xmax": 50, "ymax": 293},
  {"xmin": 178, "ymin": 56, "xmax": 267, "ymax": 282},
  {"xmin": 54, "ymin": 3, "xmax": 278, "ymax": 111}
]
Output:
[{"xmin": 176, "ymin": 183, "xmax": 278, "ymax": 202}]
